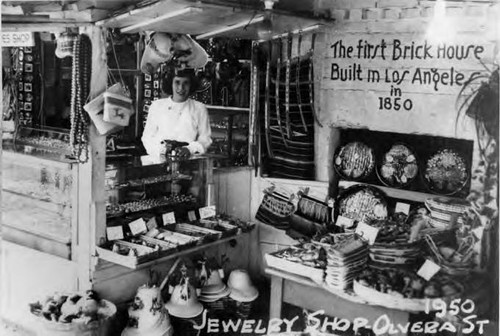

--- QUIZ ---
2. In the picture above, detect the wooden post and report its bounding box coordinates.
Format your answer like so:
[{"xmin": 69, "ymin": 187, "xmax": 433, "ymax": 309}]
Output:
[{"xmin": 76, "ymin": 25, "xmax": 107, "ymax": 291}]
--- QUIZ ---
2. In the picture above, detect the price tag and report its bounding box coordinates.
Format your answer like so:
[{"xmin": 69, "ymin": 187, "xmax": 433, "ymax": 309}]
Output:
[
  {"xmin": 218, "ymin": 269, "xmax": 225, "ymax": 279},
  {"xmin": 355, "ymin": 222, "xmax": 379, "ymax": 245},
  {"xmin": 129, "ymin": 218, "xmax": 147, "ymax": 236},
  {"xmin": 395, "ymin": 202, "xmax": 411, "ymax": 215},
  {"xmin": 106, "ymin": 226, "xmax": 124, "ymax": 241},
  {"xmin": 327, "ymin": 198, "xmax": 335, "ymax": 208},
  {"xmin": 336, "ymin": 215, "xmax": 354, "ymax": 228},
  {"xmin": 146, "ymin": 217, "xmax": 158, "ymax": 230},
  {"xmin": 199, "ymin": 205, "xmax": 216, "ymax": 219},
  {"xmin": 188, "ymin": 210, "xmax": 197, "ymax": 222},
  {"xmin": 162, "ymin": 212, "xmax": 176, "ymax": 225},
  {"xmin": 417, "ymin": 259, "xmax": 441, "ymax": 281}
]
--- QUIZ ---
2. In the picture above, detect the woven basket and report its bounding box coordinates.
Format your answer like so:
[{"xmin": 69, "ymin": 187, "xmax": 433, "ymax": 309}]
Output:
[{"xmin": 36, "ymin": 299, "xmax": 116, "ymax": 336}]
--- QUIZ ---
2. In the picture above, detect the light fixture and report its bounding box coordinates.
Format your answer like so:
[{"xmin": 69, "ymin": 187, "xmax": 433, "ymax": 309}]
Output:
[{"xmin": 257, "ymin": 0, "xmax": 279, "ymax": 41}]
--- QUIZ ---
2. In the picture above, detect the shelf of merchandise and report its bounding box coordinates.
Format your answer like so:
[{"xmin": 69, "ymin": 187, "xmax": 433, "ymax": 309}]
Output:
[
  {"xmin": 96, "ymin": 230, "xmax": 245, "ymax": 270},
  {"xmin": 338, "ymin": 180, "xmax": 463, "ymax": 203}
]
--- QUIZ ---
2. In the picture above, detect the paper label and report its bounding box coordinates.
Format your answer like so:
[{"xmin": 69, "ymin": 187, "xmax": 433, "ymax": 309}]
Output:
[
  {"xmin": 327, "ymin": 198, "xmax": 335, "ymax": 208},
  {"xmin": 129, "ymin": 218, "xmax": 147, "ymax": 236},
  {"xmin": 162, "ymin": 212, "xmax": 176, "ymax": 225},
  {"xmin": 199, "ymin": 205, "xmax": 216, "ymax": 219},
  {"xmin": 355, "ymin": 222, "xmax": 379, "ymax": 245},
  {"xmin": 218, "ymin": 269, "xmax": 225, "ymax": 279},
  {"xmin": 395, "ymin": 202, "xmax": 411, "ymax": 215},
  {"xmin": 188, "ymin": 210, "xmax": 197, "ymax": 222},
  {"xmin": 417, "ymin": 259, "xmax": 441, "ymax": 281},
  {"xmin": 472, "ymin": 226, "xmax": 484, "ymax": 240},
  {"xmin": 106, "ymin": 226, "xmax": 124, "ymax": 241},
  {"xmin": 336, "ymin": 215, "xmax": 354, "ymax": 228},
  {"xmin": 146, "ymin": 217, "xmax": 158, "ymax": 230}
]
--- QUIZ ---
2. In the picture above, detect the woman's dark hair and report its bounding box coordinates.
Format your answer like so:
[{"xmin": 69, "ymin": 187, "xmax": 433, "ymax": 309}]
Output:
[{"xmin": 162, "ymin": 68, "xmax": 199, "ymax": 95}]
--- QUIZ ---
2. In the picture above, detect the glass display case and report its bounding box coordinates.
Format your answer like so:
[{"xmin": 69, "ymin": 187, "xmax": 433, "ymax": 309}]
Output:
[
  {"xmin": 1, "ymin": 140, "xmax": 76, "ymax": 259},
  {"xmin": 105, "ymin": 155, "xmax": 214, "ymax": 225}
]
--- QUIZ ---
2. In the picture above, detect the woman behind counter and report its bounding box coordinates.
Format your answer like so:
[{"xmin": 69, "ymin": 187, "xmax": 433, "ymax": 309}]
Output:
[{"xmin": 142, "ymin": 68, "xmax": 212, "ymax": 159}]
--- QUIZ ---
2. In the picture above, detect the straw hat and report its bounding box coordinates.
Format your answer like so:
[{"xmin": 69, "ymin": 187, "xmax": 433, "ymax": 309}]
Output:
[
  {"xmin": 201, "ymin": 269, "xmax": 228, "ymax": 295},
  {"xmin": 164, "ymin": 280, "xmax": 204, "ymax": 318},
  {"xmin": 140, "ymin": 33, "xmax": 208, "ymax": 74},
  {"xmin": 122, "ymin": 285, "xmax": 173, "ymax": 336},
  {"xmin": 227, "ymin": 270, "xmax": 259, "ymax": 303}
]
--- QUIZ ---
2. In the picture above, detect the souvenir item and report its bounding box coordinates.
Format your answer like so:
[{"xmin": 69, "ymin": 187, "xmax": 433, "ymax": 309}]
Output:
[
  {"xmin": 425, "ymin": 197, "xmax": 471, "ymax": 230},
  {"xmin": 227, "ymin": 269, "xmax": 259, "ymax": 302},
  {"xmin": 84, "ymin": 83, "xmax": 126, "ymax": 135},
  {"xmin": 424, "ymin": 149, "xmax": 469, "ymax": 195},
  {"xmin": 255, "ymin": 191, "xmax": 295, "ymax": 230},
  {"xmin": 337, "ymin": 185, "xmax": 388, "ymax": 225},
  {"xmin": 122, "ymin": 285, "xmax": 173, "ymax": 336},
  {"xmin": 334, "ymin": 142, "xmax": 375, "ymax": 181},
  {"xmin": 378, "ymin": 144, "xmax": 418, "ymax": 188},
  {"xmin": 165, "ymin": 278, "xmax": 204, "ymax": 319},
  {"xmin": 103, "ymin": 92, "xmax": 134, "ymax": 127}
]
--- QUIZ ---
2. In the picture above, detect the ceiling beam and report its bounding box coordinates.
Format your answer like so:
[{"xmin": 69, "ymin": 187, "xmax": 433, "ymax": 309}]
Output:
[
  {"xmin": 120, "ymin": 7, "xmax": 203, "ymax": 33},
  {"xmin": 196, "ymin": 15, "xmax": 265, "ymax": 39}
]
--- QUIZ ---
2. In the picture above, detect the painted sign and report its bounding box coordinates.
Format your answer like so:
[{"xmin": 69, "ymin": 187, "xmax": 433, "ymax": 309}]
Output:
[{"xmin": 1, "ymin": 32, "xmax": 35, "ymax": 47}]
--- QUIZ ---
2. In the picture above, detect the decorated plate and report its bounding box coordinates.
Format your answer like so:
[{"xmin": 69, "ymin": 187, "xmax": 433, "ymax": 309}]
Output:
[
  {"xmin": 424, "ymin": 149, "xmax": 469, "ymax": 195},
  {"xmin": 336, "ymin": 185, "xmax": 388, "ymax": 225},
  {"xmin": 334, "ymin": 142, "xmax": 375, "ymax": 181},
  {"xmin": 377, "ymin": 143, "xmax": 418, "ymax": 188}
]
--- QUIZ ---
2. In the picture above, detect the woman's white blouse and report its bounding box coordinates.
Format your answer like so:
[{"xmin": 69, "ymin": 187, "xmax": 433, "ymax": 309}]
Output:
[{"xmin": 141, "ymin": 97, "xmax": 212, "ymax": 156}]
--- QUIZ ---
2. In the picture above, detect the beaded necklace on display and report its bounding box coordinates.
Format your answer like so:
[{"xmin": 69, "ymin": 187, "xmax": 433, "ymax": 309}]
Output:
[{"xmin": 70, "ymin": 34, "xmax": 92, "ymax": 163}]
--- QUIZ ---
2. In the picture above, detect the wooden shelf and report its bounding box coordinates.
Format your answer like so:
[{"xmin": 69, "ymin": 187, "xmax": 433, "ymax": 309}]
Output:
[
  {"xmin": 96, "ymin": 232, "xmax": 245, "ymax": 270},
  {"xmin": 338, "ymin": 180, "xmax": 462, "ymax": 203}
]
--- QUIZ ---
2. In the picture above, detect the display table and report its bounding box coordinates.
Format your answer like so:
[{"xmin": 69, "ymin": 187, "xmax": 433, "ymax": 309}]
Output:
[{"xmin": 265, "ymin": 267, "xmax": 411, "ymax": 333}]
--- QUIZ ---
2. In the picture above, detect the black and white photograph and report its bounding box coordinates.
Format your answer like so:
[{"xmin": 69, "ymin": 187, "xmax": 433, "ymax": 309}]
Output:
[{"xmin": 1, "ymin": 1, "xmax": 499, "ymax": 336}]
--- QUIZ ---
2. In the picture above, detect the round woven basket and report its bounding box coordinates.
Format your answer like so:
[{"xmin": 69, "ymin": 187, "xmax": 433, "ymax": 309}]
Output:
[
  {"xmin": 36, "ymin": 299, "xmax": 116, "ymax": 336},
  {"xmin": 333, "ymin": 142, "xmax": 375, "ymax": 182}
]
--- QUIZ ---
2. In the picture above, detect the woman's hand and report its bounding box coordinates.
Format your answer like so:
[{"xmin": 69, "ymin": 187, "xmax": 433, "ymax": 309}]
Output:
[{"xmin": 175, "ymin": 146, "xmax": 191, "ymax": 159}]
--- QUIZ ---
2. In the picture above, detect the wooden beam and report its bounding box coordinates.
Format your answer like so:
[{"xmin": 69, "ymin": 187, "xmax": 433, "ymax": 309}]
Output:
[
  {"xmin": 196, "ymin": 15, "xmax": 265, "ymax": 39},
  {"xmin": 120, "ymin": 7, "xmax": 203, "ymax": 33},
  {"xmin": 2, "ymin": 22, "xmax": 92, "ymax": 32},
  {"xmin": 76, "ymin": 25, "xmax": 108, "ymax": 291}
]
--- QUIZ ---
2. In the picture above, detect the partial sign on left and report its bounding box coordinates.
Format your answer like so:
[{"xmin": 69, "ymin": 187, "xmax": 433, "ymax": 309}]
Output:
[{"xmin": 2, "ymin": 32, "xmax": 35, "ymax": 47}]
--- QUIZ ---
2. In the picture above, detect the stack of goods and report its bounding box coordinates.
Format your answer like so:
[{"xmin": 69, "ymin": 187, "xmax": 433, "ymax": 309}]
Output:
[
  {"xmin": 424, "ymin": 148, "xmax": 469, "ymax": 196},
  {"xmin": 378, "ymin": 143, "xmax": 418, "ymax": 188},
  {"xmin": 336, "ymin": 185, "xmax": 388, "ymax": 230},
  {"xmin": 265, "ymin": 243, "xmax": 326, "ymax": 284},
  {"xmin": 122, "ymin": 285, "xmax": 173, "ymax": 336},
  {"xmin": 334, "ymin": 142, "xmax": 375, "ymax": 181},
  {"xmin": 318, "ymin": 234, "xmax": 368, "ymax": 291},
  {"xmin": 29, "ymin": 290, "xmax": 116, "ymax": 336},
  {"xmin": 354, "ymin": 265, "xmax": 463, "ymax": 311},
  {"xmin": 226, "ymin": 269, "xmax": 259, "ymax": 319},
  {"xmin": 369, "ymin": 212, "xmax": 425, "ymax": 266}
]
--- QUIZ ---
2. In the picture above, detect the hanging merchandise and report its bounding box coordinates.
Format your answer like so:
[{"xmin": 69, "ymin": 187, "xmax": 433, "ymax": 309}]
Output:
[
  {"xmin": 55, "ymin": 30, "xmax": 78, "ymax": 59},
  {"xmin": 140, "ymin": 33, "xmax": 208, "ymax": 74},
  {"xmin": 69, "ymin": 34, "xmax": 92, "ymax": 163},
  {"xmin": 84, "ymin": 83, "xmax": 128, "ymax": 136},
  {"xmin": 255, "ymin": 187, "xmax": 295, "ymax": 230},
  {"xmin": 103, "ymin": 91, "xmax": 133, "ymax": 127}
]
